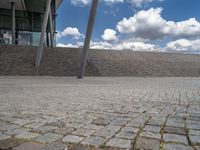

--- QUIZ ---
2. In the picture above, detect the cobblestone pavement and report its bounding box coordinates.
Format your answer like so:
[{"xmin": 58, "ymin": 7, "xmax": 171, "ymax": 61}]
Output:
[{"xmin": 0, "ymin": 77, "xmax": 200, "ymax": 150}]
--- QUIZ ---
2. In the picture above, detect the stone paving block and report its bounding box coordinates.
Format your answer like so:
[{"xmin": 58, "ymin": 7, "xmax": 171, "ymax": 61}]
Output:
[
  {"xmin": 25, "ymin": 122, "xmax": 46, "ymax": 129},
  {"xmin": 54, "ymin": 127, "xmax": 75, "ymax": 135},
  {"xmin": 127, "ymin": 118, "xmax": 145, "ymax": 128},
  {"xmin": 121, "ymin": 126, "xmax": 139, "ymax": 133},
  {"xmin": 48, "ymin": 121, "xmax": 66, "ymax": 128},
  {"xmin": 0, "ymin": 116, "xmax": 17, "ymax": 123},
  {"xmin": 187, "ymin": 124, "xmax": 200, "ymax": 130},
  {"xmin": 33, "ymin": 125, "xmax": 57, "ymax": 134},
  {"xmin": 76, "ymin": 118, "xmax": 93, "ymax": 125},
  {"xmin": 110, "ymin": 117, "xmax": 131, "ymax": 126},
  {"xmin": 12, "ymin": 141, "xmax": 45, "ymax": 150},
  {"xmin": 0, "ymin": 138, "xmax": 23, "ymax": 150},
  {"xmin": 13, "ymin": 119, "xmax": 34, "ymax": 126},
  {"xmin": 16, "ymin": 131, "xmax": 41, "ymax": 140},
  {"xmin": 166, "ymin": 121, "xmax": 185, "ymax": 128},
  {"xmin": 148, "ymin": 118, "xmax": 165, "ymax": 126},
  {"xmin": 0, "ymin": 133, "xmax": 10, "ymax": 141},
  {"xmin": 116, "ymin": 131, "xmax": 136, "ymax": 140},
  {"xmin": 4, "ymin": 127, "xmax": 28, "ymax": 136},
  {"xmin": 92, "ymin": 117, "xmax": 110, "ymax": 126},
  {"xmin": 163, "ymin": 143, "xmax": 193, "ymax": 150},
  {"xmin": 65, "ymin": 122, "xmax": 85, "ymax": 129},
  {"xmin": 189, "ymin": 135, "xmax": 200, "ymax": 145},
  {"xmin": 93, "ymin": 130, "xmax": 116, "ymax": 139},
  {"xmin": 140, "ymin": 131, "xmax": 161, "ymax": 139},
  {"xmin": 103, "ymin": 125, "xmax": 121, "ymax": 132},
  {"xmin": 106, "ymin": 137, "xmax": 132, "ymax": 149},
  {"xmin": 68, "ymin": 144, "xmax": 88, "ymax": 150},
  {"xmin": 163, "ymin": 133, "xmax": 188, "ymax": 145},
  {"xmin": 164, "ymin": 126, "xmax": 185, "ymax": 135},
  {"xmin": 189, "ymin": 129, "xmax": 200, "ymax": 136},
  {"xmin": 135, "ymin": 137, "xmax": 160, "ymax": 150},
  {"xmin": 83, "ymin": 124, "xmax": 104, "ymax": 131},
  {"xmin": 62, "ymin": 135, "xmax": 84, "ymax": 144},
  {"xmin": 82, "ymin": 136, "xmax": 106, "ymax": 147},
  {"xmin": 35, "ymin": 133, "xmax": 62, "ymax": 143},
  {"xmin": 40, "ymin": 142, "xmax": 66, "ymax": 150},
  {"xmin": 187, "ymin": 120, "xmax": 200, "ymax": 125},
  {"xmin": 41, "ymin": 118, "xmax": 59, "ymax": 124},
  {"xmin": 72, "ymin": 128, "xmax": 95, "ymax": 137},
  {"xmin": 0, "ymin": 123, "xmax": 20, "ymax": 132},
  {"xmin": 143, "ymin": 125, "xmax": 160, "ymax": 133}
]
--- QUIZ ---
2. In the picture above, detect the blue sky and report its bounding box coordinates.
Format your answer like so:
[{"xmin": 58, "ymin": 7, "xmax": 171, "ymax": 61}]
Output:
[{"xmin": 56, "ymin": 0, "xmax": 200, "ymax": 53}]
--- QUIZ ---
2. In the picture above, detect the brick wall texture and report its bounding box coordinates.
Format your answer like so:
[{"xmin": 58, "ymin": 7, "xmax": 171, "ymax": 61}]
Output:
[{"xmin": 0, "ymin": 45, "xmax": 200, "ymax": 77}]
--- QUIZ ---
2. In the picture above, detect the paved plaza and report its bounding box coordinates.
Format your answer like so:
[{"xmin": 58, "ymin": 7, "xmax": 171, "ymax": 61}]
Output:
[{"xmin": 0, "ymin": 77, "xmax": 200, "ymax": 150}]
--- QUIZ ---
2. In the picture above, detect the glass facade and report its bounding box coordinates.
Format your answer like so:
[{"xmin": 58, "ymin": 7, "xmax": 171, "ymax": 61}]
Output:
[{"xmin": 0, "ymin": 0, "xmax": 58, "ymax": 46}]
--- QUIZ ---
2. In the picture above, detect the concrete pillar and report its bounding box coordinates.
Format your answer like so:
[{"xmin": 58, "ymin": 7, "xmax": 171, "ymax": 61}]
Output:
[
  {"xmin": 11, "ymin": 2, "xmax": 15, "ymax": 45},
  {"xmin": 77, "ymin": 0, "xmax": 99, "ymax": 79},
  {"xmin": 49, "ymin": 10, "xmax": 54, "ymax": 47},
  {"xmin": 35, "ymin": 0, "xmax": 52, "ymax": 67}
]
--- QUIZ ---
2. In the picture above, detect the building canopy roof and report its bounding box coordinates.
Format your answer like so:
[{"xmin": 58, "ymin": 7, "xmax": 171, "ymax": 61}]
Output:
[
  {"xmin": 0, "ymin": 0, "xmax": 62, "ymax": 12},
  {"xmin": 0, "ymin": 0, "xmax": 26, "ymax": 11}
]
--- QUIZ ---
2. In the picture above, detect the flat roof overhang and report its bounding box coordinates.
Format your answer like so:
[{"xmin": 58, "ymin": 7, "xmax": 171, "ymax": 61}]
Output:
[
  {"xmin": 24, "ymin": 0, "xmax": 63, "ymax": 12},
  {"xmin": 0, "ymin": 0, "xmax": 26, "ymax": 11},
  {"xmin": 0, "ymin": 0, "xmax": 62, "ymax": 13}
]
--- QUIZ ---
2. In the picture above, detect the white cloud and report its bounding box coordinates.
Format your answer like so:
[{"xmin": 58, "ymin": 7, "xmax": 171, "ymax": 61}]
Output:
[
  {"xmin": 117, "ymin": 8, "xmax": 172, "ymax": 40},
  {"xmin": 57, "ymin": 38, "xmax": 200, "ymax": 53},
  {"xmin": 56, "ymin": 39, "xmax": 159, "ymax": 51},
  {"xmin": 116, "ymin": 7, "xmax": 200, "ymax": 40},
  {"xmin": 128, "ymin": 0, "xmax": 152, "ymax": 7},
  {"xmin": 90, "ymin": 41, "xmax": 112, "ymax": 49},
  {"xmin": 56, "ymin": 43, "xmax": 78, "ymax": 48},
  {"xmin": 104, "ymin": 0, "xmax": 123, "ymax": 4},
  {"xmin": 70, "ymin": 0, "xmax": 160, "ymax": 6},
  {"xmin": 164, "ymin": 39, "xmax": 200, "ymax": 52},
  {"xmin": 101, "ymin": 29, "xmax": 118, "ymax": 41},
  {"xmin": 70, "ymin": 0, "xmax": 91, "ymax": 6},
  {"xmin": 57, "ymin": 27, "xmax": 84, "ymax": 39},
  {"xmin": 113, "ymin": 41, "xmax": 158, "ymax": 51},
  {"xmin": 70, "ymin": 0, "xmax": 122, "ymax": 6},
  {"xmin": 174, "ymin": 18, "xmax": 200, "ymax": 38}
]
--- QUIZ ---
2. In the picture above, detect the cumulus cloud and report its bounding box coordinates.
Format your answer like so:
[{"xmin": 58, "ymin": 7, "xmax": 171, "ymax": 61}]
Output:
[
  {"xmin": 57, "ymin": 39, "xmax": 159, "ymax": 51},
  {"xmin": 91, "ymin": 40, "xmax": 158, "ymax": 51},
  {"xmin": 164, "ymin": 39, "xmax": 200, "ymax": 52},
  {"xmin": 57, "ymin": 27, "xmax": 84, "ymax": 39},
  {"xmin": 128, "ymin": 0, "xmax": 152, "ymax": 7},
  {"xmin": 56, "ymin": 43, "xmax": 78, "ymax": 48},
  {"xmin": 113, "ymin": 41, "xmax": 158, "ymax": 51},
  {"xmin": 90, "ymin": 41, "xmax": 112, "ymax": 49},
  {"xmin": 174, "ymin": 18, "xmax": 200, "ymax": 38},
  {"xmin": 70, "ymin": 0, "xmax": 91, "ymax": 6},
  {"xmin": 116, "ymin": 7, "xmax": 200, "ymax": 40},
  {"xmin": 101, "ymin": 29, "xmax": 118, "ymax": 41}
]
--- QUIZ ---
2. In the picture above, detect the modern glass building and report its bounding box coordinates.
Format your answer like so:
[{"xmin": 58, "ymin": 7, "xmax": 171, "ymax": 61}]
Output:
[{"xmin": 0, "ymin": 0, "xmax": 62, "ymax": 46}]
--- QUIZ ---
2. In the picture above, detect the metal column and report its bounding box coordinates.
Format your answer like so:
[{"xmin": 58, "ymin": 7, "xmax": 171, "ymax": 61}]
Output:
[
  {"xmin": 49, "ymin": 10, "xmax": 54, "ymax": 48},
  {"xmin": 35, "ymin": 0, "xmax": 52, "ymax": 67},
  {"xmin": 77, "ymin": 0, "xmax": 99, "ymax": 79},
  {"xmin": 11, "ymin": 2, "xmax": 15, "ymax": 45}
]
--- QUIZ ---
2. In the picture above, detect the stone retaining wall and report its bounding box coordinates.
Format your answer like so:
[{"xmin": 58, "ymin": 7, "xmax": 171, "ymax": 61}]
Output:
[{"xmin": 0, "ymin": 45, "xmax": 200, "ymax": 76}]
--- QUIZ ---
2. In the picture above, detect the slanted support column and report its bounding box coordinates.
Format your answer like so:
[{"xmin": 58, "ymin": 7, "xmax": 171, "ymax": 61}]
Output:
[
  {"xmin": 11, "ymin": 2, "xmax": 15, "ymax": 45},
  {"xmin": 46, "ymin": 31, "xmax": 49, "ymax": 47},
  {"xmin": 77, "ymin": 0, "xmax": 99, "ymax": 79},
  {"xmin": 35, "ymin": 0, "xmax": 52, "ymax": 67},
  {"xmin": 49, "ymin": 10, "xmax": 54, "ymax": 47}
]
